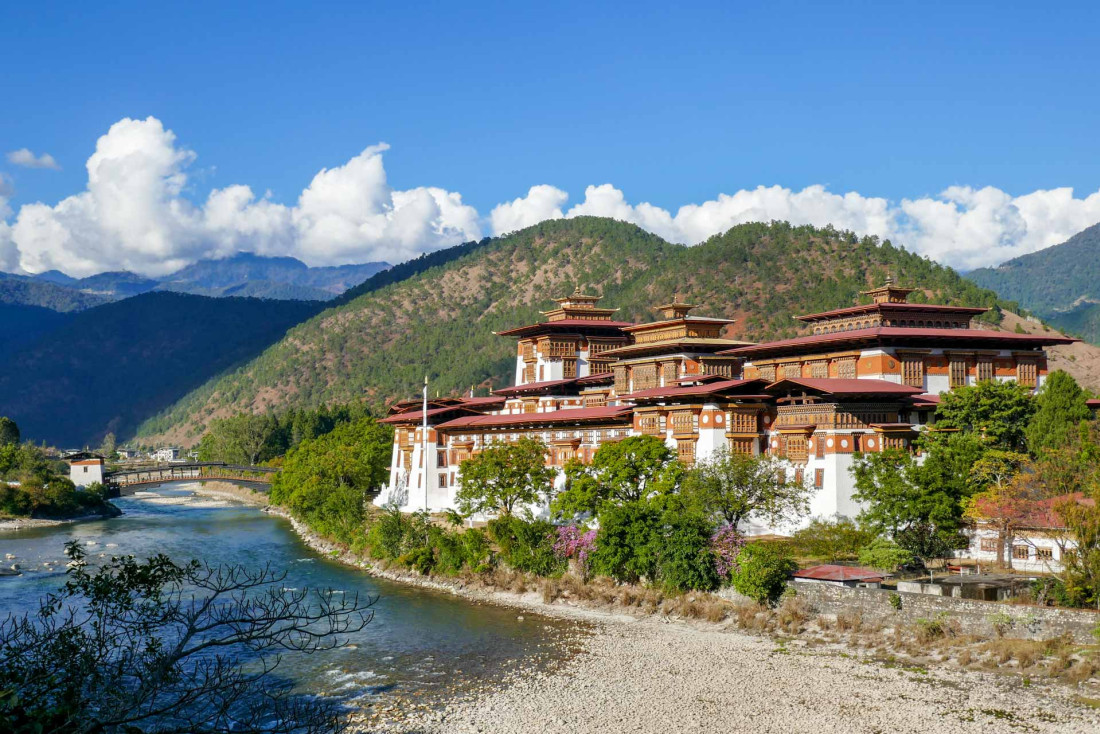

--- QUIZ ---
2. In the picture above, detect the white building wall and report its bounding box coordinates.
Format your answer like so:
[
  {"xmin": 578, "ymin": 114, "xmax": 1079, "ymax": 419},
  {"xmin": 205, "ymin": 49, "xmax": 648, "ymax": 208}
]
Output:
[{"xmin": 70, "ymin": 462, "xmax": 104, "ymax": 488}]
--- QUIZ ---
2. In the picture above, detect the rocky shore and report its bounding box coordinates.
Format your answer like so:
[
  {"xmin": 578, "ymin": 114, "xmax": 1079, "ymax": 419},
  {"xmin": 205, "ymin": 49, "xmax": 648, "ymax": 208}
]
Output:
[
  {"xmin": 267, "ymin": 507, "xmax": 1100, "ymax": 733},
  {"xmin": 0, "ymin": 506, "xmax": 121, "ymax": 532}
]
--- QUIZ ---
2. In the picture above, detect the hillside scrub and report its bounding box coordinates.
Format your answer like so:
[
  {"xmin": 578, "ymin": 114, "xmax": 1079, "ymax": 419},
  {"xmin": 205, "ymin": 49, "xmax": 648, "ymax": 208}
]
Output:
[
  {"xmin": 0, "ymin": 436, "xmax": 117, "ymax": 520},
  {"xmin": 136, "ymin": 218, "xmax": 1017, "ymax": 444}
]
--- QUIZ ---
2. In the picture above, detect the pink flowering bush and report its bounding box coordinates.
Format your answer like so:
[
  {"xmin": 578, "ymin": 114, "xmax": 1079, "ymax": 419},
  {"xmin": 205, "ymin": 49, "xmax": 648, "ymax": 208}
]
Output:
[
  {"xmin": 710, "ymin": 525, "xmax": 746, "ymax": 580},
  {"xmin": 553, "ymin": 525, "xmax": 597, "ymax": 576}
]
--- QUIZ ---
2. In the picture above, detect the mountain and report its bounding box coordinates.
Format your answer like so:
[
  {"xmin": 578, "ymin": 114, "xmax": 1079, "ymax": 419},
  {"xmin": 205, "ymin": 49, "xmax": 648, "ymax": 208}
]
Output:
[
  {"xmin": 135, "ymin": 217, "xmax": 1019, "ymax": 447},
  {"xmin": 78, "ymin": 271, "xmax": 161, "ymax": 298},
  {"xmin": 0, "ymin": 303, "xmax": 74, "ymax": 352},
  {"xmin": 0, "ymin": 292, "xmax": 323, "ymax": 447},
  {"xmin": 155, "ymin": 253, "xmax": 390, "ymax": 300},
  {"xmin": 0, "ymin": 272, "xmax": 109, "ymax": 312},
  {"xmin": 32, "ymin": 270, "xmax": 78, "ymax": 286},
  {"xmin": 968, "ymin": 223, "xmax": 1100, "ymax": 344}
]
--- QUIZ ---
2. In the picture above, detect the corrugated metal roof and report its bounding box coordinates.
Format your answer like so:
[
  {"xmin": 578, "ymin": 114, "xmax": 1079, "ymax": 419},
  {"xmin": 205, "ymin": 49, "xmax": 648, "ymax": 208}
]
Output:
[
  {"xmin": 765, "ymin": 378, "xmax": 924, "ymax": 396},
  {"xmin": 793, "ymin": 564, "xmax": 887, "ymax": 582},
  {"xmin": 437, "ymin": 405, "xmax": 633, "ymax": 429},
  {"xmin": 720, "ymin": 327, "xmax": 1075, "ymax": 356}
]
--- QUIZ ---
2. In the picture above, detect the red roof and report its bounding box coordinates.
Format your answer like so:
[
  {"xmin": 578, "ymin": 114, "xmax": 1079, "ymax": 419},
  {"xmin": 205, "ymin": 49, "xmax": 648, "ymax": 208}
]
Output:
[
  {"xmin": 495, "ymin": 377, "xmax": 585, "ymax": 396},
  {"xmin": 437, "ymin": 405, "xmax": 633, "ymax": 429},
  {"xmin": 972, "ymin": 492, "xmax": 1096, "ymax": 531},
  {"xmin": 576, "ymin": 372, "xmax": 614, "ymax": 385},
  {"xmin": 494, "ymin": 319, "xmax": 634, "ymax": 337},
  {"xmin": 793, "ymin": 564, "xmax": 888, "ymax": 582},
  {"xmin": 795, "ymin": 302, "xmax": 988, "ymax": 322},
  {"xmin": 1088, "ymin": 399, "xmax": 1100, "ymax": 410},
  {"xmin": 379, "ymin": 405, "xmax": 483, "ymax": 424},
  {"xmin": 719, "ymin": 326, "xmax": 1075, "ymax": 357},
  {"xmin": 911, "ymin": 393, "xmax": 941, "ymax": 406},
  {"xmin": 766, "ymin": 378, "xmax": 924, "ymax": 397},
  {"xmin": 622, "ymin": 378, "xmax": 768, "ymax": 401}
]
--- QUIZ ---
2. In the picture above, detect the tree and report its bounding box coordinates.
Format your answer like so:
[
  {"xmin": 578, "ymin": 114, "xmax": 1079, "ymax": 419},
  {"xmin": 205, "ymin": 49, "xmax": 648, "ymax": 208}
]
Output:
[
  {"xmin": 789, "ymin": 515, "xmax": 874, "ymax": 562},
  {"xmin": 202, "ymin": 413, "xmax": 277, "ymax": 466},
  {"xmin": 857, "ymin": 538, "xmax": 915, "ymax": 572},
  {"xmin": 935, "ymin": 379, "xmax": 1036, "ymax": 451},
  {"xmin": 97, "ymin": 431, "xmax": 117, "ymax": 460},
  {"xmin": 0, "ymin": 541, "xmax": 373, "ymax": 733},
  {"xmin": 0, "ymin": 417, "xmax": 18, "ymax": 447},
  {"xmin": 1056, "ymin": 494, "xmax": 1100, "ymax": 609},
  {"xmin": 852, "ymin": 434, "xmax": 987, "ymax": 536},
  {"xmin": 554, "ymin": 435, "xmax": 682, "ymax": 520},
  {"xmin": 730, "ymin": 543, "xmax": 797, "ymax": 605},
  {"xmin": 963, "ymin": 451, "xmax": 1034, "ymax": 567},
  {"xmin": 270, "ymin": 418, "xmax": 393, "ymax": 543},
  {"xmin": 589, "ymin": 500, "xmax": 663, "ymax": 584},
  {"xmin": 1026, "ymin": 370, "xmax": 1094, "ymax": 455},
  {"xmin": 456, "ymin": 437, "xmax": 556, "ymax": 516},
  {"xmin": 680, "ymin": 448, "xmax": 810, "ymax": 530}
]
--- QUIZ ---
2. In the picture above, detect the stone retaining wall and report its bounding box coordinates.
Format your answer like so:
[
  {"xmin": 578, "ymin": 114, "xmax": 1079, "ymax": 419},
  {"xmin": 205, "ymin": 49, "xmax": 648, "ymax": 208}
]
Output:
[{"xmin": 788, "ymin": 582, "xmax": 1100, "ymax": 643}]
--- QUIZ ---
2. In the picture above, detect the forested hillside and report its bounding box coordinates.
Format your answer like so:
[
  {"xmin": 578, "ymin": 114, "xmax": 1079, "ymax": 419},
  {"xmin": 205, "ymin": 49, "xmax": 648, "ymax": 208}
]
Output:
[
  {"xmin": 968, "ymin": 223, "xmax": 1100, "ymax": 344},
  {"xmin": 0, "ymin": 292, "xmax": 322, "ymax": 446},
  {"xmin": 0, "ymin": 273, "xmax": 107, "ymax": 311},
  {"xmin": 136, "ymin": 218, "xmax": 1014, "ymax": 446}
]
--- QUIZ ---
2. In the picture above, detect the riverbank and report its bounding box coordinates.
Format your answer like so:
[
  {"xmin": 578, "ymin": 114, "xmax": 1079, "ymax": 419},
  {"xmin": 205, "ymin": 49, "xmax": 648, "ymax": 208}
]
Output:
[
  {"xmin": 0, "ymin": 506, "xmax": 121, "ymax": 531},
  {"xmin": 266, "ymin": 507, "xmax": 1100, "ymax": 733},
  {"xmin": 191, "ymin": 481, "xmax": 270, "ymax": 506}
]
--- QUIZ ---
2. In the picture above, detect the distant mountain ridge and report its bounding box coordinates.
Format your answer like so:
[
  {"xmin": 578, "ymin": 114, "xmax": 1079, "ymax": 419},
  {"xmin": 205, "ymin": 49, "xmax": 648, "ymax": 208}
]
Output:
[
  {"xmin": 3, "ymin": 253, "xmax": 391, "ymax": 306},
  {"xmin": 968, "ymin": 222, "xmax": 1100, "ymax": 345}
]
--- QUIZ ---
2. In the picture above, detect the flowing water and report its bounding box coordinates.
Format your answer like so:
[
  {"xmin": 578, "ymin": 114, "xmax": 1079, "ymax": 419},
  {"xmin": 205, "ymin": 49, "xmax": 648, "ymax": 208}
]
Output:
[{"xmin": 0, "ymin": 484, "xmax": 585, "ymax": 719}]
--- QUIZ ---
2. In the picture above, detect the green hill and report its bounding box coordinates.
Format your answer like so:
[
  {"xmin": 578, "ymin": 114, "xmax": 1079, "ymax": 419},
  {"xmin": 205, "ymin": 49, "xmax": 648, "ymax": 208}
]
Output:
[
  {"xmin": 0, "ymin": 273, "xmax": 108, "ymax": 311},
  {"xmin": 135, "ymin": 218, "xmax": 1011, "ymax": 446},
  {"xmin": 968, "ymin": 223, "xmax": 1100, "ymax": 344},
  {"xmin": 0, "ymin": 292, "xmax": 323, "ymax": 447}
]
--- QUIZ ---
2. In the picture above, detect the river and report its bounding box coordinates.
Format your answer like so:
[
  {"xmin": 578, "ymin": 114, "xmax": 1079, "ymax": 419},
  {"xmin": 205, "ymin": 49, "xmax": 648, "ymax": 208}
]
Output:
[{"xmin": 0, "ymin": 483, "xmax": 584, "ymax": 720}]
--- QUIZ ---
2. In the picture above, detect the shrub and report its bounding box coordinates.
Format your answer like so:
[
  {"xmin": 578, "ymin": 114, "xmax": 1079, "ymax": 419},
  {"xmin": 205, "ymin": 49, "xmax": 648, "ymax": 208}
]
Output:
[
  {"xmin": 486, "ymin": 516, "xmax": 564, "ymax": 577},
  {"xmin": 888, "ymin": 592, "xmax": 903, "ymax": 611},
  {"xmin": 590, "ymin": 501, "xmax": 662, "ymax": 584},
  {"xmin": 658, "ymin": 511, "xmax": 721, "ymax": 593},
  {"xmin": 857, "ymin": 538, "xmax": 915, "ymax": 572},
  {"xmin": 709, "ymin": 524, "xmax": 745, "ymax": 580},
  {"xmin": 398, "ymin": 546, "xmax": 435, "ymax": 575},
  {"xmin": 730, "ymin": 542, "xmax": 796, "ymax": 605},
  {"xmin": 553, "ymin": 526, "xmax": 597, "ymax": 578}
]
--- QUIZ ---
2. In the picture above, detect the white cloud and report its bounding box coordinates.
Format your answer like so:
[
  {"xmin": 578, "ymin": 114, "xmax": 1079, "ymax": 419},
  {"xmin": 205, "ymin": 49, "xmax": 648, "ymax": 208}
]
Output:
[
  {"xmin": 491, "ymin": 183, "xmax": 1100, "ymax": 271},
  {"xmin": 7, "ymin": 148, "xmax": 61, "ymax": 170},
  {"xmin": 2, "ymin": 118, "xmax": 481, "ymax": 277},
  {"xmin": 2, "ymin": 116, "xmax": 1100, "ymax": 277},
  {"xmin": 489, "ymin": 185, "xmax": 569, "ymax": 235}
]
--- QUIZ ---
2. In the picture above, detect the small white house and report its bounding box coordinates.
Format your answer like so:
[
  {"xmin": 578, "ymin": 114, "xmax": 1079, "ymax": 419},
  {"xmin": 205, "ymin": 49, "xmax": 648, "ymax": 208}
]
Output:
[
  {"xmin": 153, "ymin": 447, "xmax": 180, "ymax": 462},
  {"xmin": 67, "ymin": 452, "xmax": 105, "ymax": 488},
  {"xmin": 960, "ymin": 493, "xmax": 1091, "ymax": 574}
]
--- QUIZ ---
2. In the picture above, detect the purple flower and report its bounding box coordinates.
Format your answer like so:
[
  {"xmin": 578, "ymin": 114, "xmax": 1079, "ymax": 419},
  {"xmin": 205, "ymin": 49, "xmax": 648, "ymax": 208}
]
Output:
[
  {"xmin": 710, "ymin": 525, "xmax": 745, "ymax": 578},
  {"xmin": 554, "ymin": 525, "xmax": 597, "ymax": 571}
]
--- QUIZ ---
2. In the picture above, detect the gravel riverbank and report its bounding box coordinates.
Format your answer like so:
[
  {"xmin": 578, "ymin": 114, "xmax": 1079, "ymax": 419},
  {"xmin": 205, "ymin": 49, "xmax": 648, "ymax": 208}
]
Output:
[
  {"xmin": 380, "ymin": 615, "xmax": 1099, "ymax": 734},
  {"xmin": 266, "ymin": 507, "xmax": 1100, "ymax": 733}
]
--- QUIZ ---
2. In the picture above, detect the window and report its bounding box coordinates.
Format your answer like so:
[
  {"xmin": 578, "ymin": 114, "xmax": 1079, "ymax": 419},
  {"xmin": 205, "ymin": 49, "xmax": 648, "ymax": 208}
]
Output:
[
  {"xmin": 810, "ymin": 360, "xmax": 828, "ymax": 379},
  {"xmin": 633, "ymin": 363, "xmax": 658, "ymax": 391},
  {"xmin": 438, "ymin": 474, "xmax": 448, "ymax": 488},
  {"xmin": 437, "ymin": 450, "xmax": 447, "ymax": 468},
  {"xmin": 786, "ymin": 436, "xmax": 808, "ymax": 463},
  {"xmin": 758, "ymin": 364, "xmax": 776, "ymax": 382},
  {"xmin": 614, "ymin": 366, "xmax": 628, "ymax": 394},
  {"xmin": 661, "ymin": 361, "xmax": 678, "ymax": 384},
  {"xmin": 1017, "ymin": 360, "xmax": 1037, "ymax": 388},
  {"xmin": 676, "ymin": 439, "xmax": 695, "ymax": 465},
  {"xmin": 979, "ymin": 537, "xmax": 998, "ymax": 552},
  {"xmin": 949, "ymin": 358, "xmax": 968, "ymax": 388},
  {"xmin": 976, "ymin": 358, "xmax": 994, "ymax": 382},
  {"xmin": 813, "ymin": 468, "xmax": 824, "ymax": 489},
  {"xmin": 836, "ymin": 359, "xmax": 856, "ymax": 380},
  {"xmin": 794, "ymin": 468, "xmax": 804, "ymax": 485},
  {"xmin": 1036, "ymin": 547, "xmax": 1054, "ymax": 561},
  {"xmin": 901, "ymin": 356, "xmax": 924, "ymax": 388},
  {"xmin": 815, "ymin": 435, "xmax": 825, "ymax": 459},
  {"xmin": 1012, "ymin": 545, "xmax": 1030, "ymax": 560},
  {"xmin": 83, "ymin": 467, "xmax": 88, "ymax": 473}
]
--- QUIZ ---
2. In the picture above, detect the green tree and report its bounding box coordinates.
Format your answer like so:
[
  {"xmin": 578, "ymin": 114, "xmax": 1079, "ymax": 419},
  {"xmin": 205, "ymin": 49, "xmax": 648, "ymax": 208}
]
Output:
[
  {"xmin": 680, "ymin": 448, "xmax": 810, "ymax": 530},
  {"xmin": 730, "ymin": 543, "xmax": 797, "ymax": 605},
  {"xmin": 857, "ymin": 538, "xmax": 915, "ymax": 572},
  {"xmin": 97, "ymin": 432, "xmax": 117, "ymax": 460},
  {"xmin": 269, "ymin": 417, "xmax": 392, "ymax": 543},
  {"xmin": 657, "ymin": 509, "xmax": 721, "ymax": 592},
  {"xmin": 456, "ymin": 437, "xmax": 556, "ymax": 516},
  {"xmin": 963, "ymin": 451, "xmax": 1034, "ymax": 567},
  {"xmin": 934, "ymin": 379, "xmax": 1036, "ymax": 451},
  {"xmin": 852, "ymin": 434, "xmax": 987, "ymax": 536},
  {"xmin": 554, "ymin": 435, "xmax": 682, "ymax": 520},
  {"xmin": 0, "ymin": 417, "xmax": 18, "ymax": 447},
  {"xmin": 789, "ymin": 515, "xmax": 874, "ymax": 562},
  {"xmin": 590, "ymin": 501, "xmax": 663, "ymax": 584},
  {"xmin": 1026, "ymin": 370, "xmax": 1093, "ymax": 455}
]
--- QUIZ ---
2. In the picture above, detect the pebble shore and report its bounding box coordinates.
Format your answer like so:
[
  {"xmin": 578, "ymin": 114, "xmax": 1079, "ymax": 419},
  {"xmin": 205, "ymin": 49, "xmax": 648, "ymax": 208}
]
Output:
[{"xmin": 381, "ymin": 616, "xmax": 1099, "ymax": 734}]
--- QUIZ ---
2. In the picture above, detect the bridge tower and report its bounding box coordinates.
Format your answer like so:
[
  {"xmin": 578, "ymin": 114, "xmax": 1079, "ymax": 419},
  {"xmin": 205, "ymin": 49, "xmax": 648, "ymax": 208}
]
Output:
[{"xmin": 66, "ymin": 451, "xmax": 106, "ymax": 488}]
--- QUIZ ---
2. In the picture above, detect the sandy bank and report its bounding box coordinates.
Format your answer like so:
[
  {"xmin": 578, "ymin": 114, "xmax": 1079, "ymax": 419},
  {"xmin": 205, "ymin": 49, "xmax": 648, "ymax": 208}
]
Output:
[{"xmin": 0, "ymin": 509, "xmax": 120, "ymax": 531}]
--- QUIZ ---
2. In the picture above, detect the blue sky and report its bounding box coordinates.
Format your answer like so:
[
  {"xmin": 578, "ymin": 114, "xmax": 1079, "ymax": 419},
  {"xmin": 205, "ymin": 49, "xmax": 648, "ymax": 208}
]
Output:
[{"xmin": 2, "ymin": 2, "xmax": 1100, "ymax": 275}]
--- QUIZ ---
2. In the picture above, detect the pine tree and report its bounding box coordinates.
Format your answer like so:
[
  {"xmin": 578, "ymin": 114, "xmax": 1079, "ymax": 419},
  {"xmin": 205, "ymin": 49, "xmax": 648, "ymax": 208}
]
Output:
[{"xmin": 1026, "ymin": 370, "xmax": 1094, "ymax": 454}]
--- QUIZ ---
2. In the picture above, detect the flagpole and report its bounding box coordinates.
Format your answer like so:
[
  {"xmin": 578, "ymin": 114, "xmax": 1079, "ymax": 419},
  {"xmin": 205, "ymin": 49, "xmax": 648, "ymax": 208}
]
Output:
[{"xmin": 422, "ymin": 375, "xmax": 429, "ymax": 514}]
